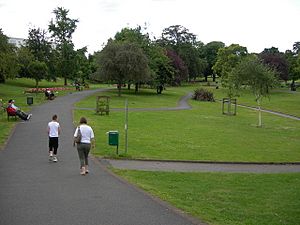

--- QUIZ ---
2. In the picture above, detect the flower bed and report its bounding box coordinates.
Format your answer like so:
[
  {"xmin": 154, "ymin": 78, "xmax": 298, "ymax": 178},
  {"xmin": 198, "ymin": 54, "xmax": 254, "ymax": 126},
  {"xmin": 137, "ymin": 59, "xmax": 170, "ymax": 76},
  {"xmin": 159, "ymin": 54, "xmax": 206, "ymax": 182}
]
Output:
[{"xmin": 24, "ymin": 87, "xmax": 74, "ymax": 93}]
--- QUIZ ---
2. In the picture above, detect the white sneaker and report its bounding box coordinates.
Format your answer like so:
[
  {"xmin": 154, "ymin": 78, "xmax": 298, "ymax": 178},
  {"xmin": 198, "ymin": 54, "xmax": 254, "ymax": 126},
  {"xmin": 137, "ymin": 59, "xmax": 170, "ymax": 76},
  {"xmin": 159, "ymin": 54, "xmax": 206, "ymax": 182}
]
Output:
[
  {"xmin": 53, "ymin": 156, "xmax": 58, "ymax": 162},
  {"xmin": 49, "ymin": 155, "xmax": 53, "ymax": 161},
  {"xmin": 27, "ymin": 114, "xmax": 32, "ymax": 120}
]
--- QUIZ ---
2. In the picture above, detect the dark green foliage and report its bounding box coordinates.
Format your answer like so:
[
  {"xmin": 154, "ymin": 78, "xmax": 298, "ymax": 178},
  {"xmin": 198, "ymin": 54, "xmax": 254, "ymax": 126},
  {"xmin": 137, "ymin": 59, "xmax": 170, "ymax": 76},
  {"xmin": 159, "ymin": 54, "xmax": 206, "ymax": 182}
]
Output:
[
  {"xmin": 28, "ymin": 60, "xmax": 48, "ymax": 88},
  {"xmin": 0, "ymin": 29, "xmax": 18, "ymax": 83},
  {"xmin": 193, "ymin": 88, "xmax": 215, "ymax": 102}
]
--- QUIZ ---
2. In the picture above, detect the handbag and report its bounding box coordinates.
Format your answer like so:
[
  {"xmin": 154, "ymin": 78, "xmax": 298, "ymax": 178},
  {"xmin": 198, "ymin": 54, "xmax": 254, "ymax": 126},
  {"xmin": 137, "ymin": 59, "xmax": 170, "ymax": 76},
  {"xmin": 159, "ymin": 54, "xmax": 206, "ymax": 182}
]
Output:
[{"xmin": 74, "ymin": 126, "xmax": 82, "ymax": 144}]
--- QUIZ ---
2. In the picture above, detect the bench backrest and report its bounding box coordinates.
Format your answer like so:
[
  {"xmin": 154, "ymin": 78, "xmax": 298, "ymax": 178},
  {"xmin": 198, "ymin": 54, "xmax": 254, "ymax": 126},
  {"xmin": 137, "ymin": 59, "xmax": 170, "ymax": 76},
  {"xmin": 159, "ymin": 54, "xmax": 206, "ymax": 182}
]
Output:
[{"xmin": 6, "ymin": 106, "xmax": 16, "ymax": 115}]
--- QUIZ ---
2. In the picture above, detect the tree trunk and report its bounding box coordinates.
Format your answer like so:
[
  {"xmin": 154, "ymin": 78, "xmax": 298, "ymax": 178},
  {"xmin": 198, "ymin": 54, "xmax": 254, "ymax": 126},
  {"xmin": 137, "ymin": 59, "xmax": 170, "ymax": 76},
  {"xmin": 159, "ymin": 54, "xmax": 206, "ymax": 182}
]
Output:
[
  {"xmin": 291, "ymin": 79, "xmax": 296, "ymax": 91},
  {"xmin": 135, "ymin": 83, "xmax": 138, "ymax": 94},
  {"xmin": 64, "ymin": 77, "xmax": 67, "ymax": 86},
  {"xmin": 118, "ymin": 83, "xmax": 121, "ymax": 96}
]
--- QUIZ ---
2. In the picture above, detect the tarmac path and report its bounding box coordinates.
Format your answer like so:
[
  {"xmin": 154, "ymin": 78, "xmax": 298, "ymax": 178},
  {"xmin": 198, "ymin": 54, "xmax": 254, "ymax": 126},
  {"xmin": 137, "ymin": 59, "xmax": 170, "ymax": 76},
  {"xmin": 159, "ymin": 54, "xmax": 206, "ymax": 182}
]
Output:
[
  {"xmin": 101, "ymin": 159, "xmax": 300, "ymax": 173},
  {"xmin": 0, "ymin": 89, "xmax": 204, "ymax": 225}
]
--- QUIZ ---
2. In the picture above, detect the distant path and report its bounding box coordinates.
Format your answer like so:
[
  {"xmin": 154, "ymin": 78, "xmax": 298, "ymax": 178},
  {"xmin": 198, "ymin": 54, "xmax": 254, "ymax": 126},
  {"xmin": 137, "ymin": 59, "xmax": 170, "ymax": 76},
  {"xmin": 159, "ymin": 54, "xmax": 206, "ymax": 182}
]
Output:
[{"xmin": 100, "ymin": 159, "xmax": 300, "ymax": 173}]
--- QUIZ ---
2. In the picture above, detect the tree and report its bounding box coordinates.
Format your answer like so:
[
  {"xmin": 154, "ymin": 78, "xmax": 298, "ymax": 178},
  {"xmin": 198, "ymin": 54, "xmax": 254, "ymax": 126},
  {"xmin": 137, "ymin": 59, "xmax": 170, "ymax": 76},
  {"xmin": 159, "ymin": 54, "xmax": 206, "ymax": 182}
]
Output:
[
  {"xmin": 48, "ymin": 7, "xmax": 78, "ymax": 85},
  {"xmin": 160, "ymin": 25, "xmax": 197, "ymax": 48},
  {"xmin": 292, "ymin": 42, "xmax": 300, "ymax": 54},
  {"xmin": 147, "ymin": 44, "xmax": 174, "ymax": 90},
  {"xmin": 259, "ymin": 48, "xmax": 288, "ymax": 82},
  {"xmin": 96, "ymin": 41, "xmax": 149, "ymax": 96},
  {"xmin": 17, "ymin": 46, "xmax": 34, "ymax": 78},
  {"xmin": 56, "ymin": 42, "xmax": 78, "ymax": 82},
  {"xmin": 202, "ymin": 41, "xmax": 225, "ymax": 81},
  {"xmin": 26, "ymin": 27, "xmax": 52, "ymax": 62},
  {"xmin": 229, "ymin": 55, "xmax": 278, "ymax": 127},
  {"xmin": 159, "ymin": 25, "xmax": 203, "ymax": 82},
  {"xmin": 166, "ymin": 49, "xmax": 188, "ymax": 85},
  {"xmin": 213, "ymin": 44, "xmax": 248, "ymax": 89},
  {"xmin": 75, "ymin": 47, "xmax": 92, "ymax": 83},
  {"xmin": 178, "ymin": 43, "xmax": 206, "ymax": 81},
  {"xmin": 48, "ymin": 7, "xmax": 78, "ymax": 45},
  {"xmin": 28, "ymin": 61, "xmax": 48, "ymax": 88},
  {"xmin": 0, "ymin": 29, "xmax": 18, "ymax": 83},
  {"xmin": 285, "ymin": 41, "xmax": 300, "ymax": 90}
]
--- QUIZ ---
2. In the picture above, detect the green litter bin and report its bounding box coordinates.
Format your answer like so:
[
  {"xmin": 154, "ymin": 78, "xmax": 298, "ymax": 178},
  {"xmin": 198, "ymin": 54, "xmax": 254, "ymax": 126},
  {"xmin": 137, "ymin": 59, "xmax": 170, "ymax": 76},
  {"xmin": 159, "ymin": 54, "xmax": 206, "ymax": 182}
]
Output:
[
  {"xmin": 108, "ymin": 131, "xmax": 119, "ymax": 154},
  {"xmin": 108, "ymin": 131, "xmax": 119, "ymax": 146},
  {"xmin": 27, "ymin": 96, "xmax": 33, "ymax": 105}
]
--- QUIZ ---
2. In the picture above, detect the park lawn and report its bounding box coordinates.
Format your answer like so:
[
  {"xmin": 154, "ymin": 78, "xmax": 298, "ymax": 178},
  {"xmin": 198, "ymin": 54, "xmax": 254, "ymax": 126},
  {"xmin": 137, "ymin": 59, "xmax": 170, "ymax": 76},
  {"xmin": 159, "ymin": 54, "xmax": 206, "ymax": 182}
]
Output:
[
  {"xmin": 74, "ymin": 97, "xmax": 300, "ymax": 162},
  {"xmin": 74, "ymin": 86, "xmax": 189, "ymax": 109},
  {"xmin": 114, "ymin": 170, "xmax": 300, "ymax": 225},
  {"xmin": 210, "ymin": 87, "xmax": 300, "ymax": 117}
]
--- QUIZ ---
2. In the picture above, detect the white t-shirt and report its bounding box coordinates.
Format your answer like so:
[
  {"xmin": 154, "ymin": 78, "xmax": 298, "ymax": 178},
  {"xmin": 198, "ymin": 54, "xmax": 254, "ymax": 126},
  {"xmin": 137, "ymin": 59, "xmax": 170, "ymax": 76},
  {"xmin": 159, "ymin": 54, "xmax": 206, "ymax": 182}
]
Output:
[
  {"xmin": 74, "ymin": 124, "xmax": 94, "ymax": 144},
  {"xmin": 48, "ymin": 121, "xmax": 60, "ymax": 137}
]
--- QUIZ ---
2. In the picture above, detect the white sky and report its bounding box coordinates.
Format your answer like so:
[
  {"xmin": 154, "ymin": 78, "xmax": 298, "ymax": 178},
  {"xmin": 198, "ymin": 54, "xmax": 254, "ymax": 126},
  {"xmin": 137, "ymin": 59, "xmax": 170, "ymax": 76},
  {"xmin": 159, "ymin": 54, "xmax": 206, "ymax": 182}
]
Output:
[{"xmin": 1, "ymin": 0, "xmax": 300, "ymax": 54}]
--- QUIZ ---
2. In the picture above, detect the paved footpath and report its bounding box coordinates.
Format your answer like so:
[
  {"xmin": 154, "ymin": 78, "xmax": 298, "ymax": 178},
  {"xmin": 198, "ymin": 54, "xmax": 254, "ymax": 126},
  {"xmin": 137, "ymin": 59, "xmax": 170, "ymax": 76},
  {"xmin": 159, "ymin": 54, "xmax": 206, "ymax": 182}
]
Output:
[
  {"xmin": 102, "ymin": 159, "xmax": 300, "ymax": 173},
  {"xmin": 0, "ymin": 89, "xmax": 204, "ymax": 225}
]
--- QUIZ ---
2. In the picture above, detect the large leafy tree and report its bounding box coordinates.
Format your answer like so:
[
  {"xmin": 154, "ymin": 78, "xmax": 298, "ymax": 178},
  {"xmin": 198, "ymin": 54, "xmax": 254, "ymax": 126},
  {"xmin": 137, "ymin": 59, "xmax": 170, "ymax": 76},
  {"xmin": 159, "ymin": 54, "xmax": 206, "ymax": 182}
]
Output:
[
  {"xmin": 147, "ymin": 44, "xmax": 174, "ymax": 89},
  {"xmin": 16, "ymin": 46, "xmax": 34, "ymax": 78},
  {"xmin": 26, "ymin": 27, "xmax": 52, "ymax": 62},
  {"xmin": 166, "ymin": 49, "xmax": 187, "ymax": 85},
  {"xmin": 0, "ymin": 29, "xmax": 18, "ymax": 83},
  {"xmin": 259, "ymin": 47, "xmax": 288, "ymax": 82},
  {"xmin": 48, "ymin": 7, "xmax": 78, "ymax": 85},
  {"xmin": 159, "ymin": 25, "xmax": 203, "ymax": 82},
  {"xmin": 114, "ymin": 26, "xmax": 173, "ymax": 91},
  {"xmin": 202, "ymin": 41, "xmax": 225, "ymax": 81},
  {"xmin": 28, "ymin": 60, "xmax": 48, "ymax": 88},
  {"xmin": 160, "ymin": 25, "xmax": 197, "ymax": 48},
  {"xmin": 57, "ymin": 42, "xmax": 78, "ymax": 83},
  {"xmin": 75, "ymin": 47, "xmax": 92, "ymax": 83},
  {"xmin": 178, "ymin": 43, "xmax": 206, "ymax": 81},
  {"xmin": 229, "ymin": 55, "xmax": 278, "ymax": 127},
  {"xmin": 285, "ymin": 42, "xmax": 300, "ymax": 90},
  {"xmin": 157, "ymin": 25, "xmax": 203, "ymax": 79},
  {"xmin": 96, "ymin": 41, "xmax": 149, "ymax": 96},
  {"xmin": 213, "ymin": 44, "xmax": 248, "ymax": 90}
]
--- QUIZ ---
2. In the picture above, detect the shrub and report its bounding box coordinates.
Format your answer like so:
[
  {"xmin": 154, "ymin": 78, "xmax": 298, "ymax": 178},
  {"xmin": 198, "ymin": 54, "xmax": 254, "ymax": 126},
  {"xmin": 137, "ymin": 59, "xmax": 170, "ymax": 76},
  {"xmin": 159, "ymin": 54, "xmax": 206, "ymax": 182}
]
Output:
[{"xmin": 193, "ymin": 88, "xmax": 215, "ymax": 102}]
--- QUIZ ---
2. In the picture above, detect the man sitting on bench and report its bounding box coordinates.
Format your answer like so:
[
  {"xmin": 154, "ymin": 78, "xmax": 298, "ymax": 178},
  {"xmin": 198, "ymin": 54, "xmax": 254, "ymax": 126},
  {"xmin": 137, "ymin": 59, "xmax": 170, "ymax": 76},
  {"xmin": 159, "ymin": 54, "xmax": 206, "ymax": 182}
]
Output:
[
  {"xmin": 45, "ymin": 89, "xmax": 55, "ymax": 100},
  {"xmin": 7, "ymin": 99, "xmax": 32, "ymax": 121}
]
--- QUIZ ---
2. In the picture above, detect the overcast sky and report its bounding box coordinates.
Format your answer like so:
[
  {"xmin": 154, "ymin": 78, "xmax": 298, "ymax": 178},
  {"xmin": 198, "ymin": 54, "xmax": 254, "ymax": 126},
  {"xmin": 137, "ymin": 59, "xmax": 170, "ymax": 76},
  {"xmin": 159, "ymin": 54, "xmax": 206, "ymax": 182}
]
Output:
[{"xmin": 1, "ymin": 0, "xmax": 300, "ymax": 54}]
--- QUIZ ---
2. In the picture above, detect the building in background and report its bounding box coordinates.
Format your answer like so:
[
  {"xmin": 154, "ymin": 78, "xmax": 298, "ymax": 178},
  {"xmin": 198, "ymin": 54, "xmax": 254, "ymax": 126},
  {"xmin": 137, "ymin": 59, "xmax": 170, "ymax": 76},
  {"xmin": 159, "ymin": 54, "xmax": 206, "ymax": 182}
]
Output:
[{"xmin": 8, "ymin": 37, "xmax": 26, "ymax": 48}]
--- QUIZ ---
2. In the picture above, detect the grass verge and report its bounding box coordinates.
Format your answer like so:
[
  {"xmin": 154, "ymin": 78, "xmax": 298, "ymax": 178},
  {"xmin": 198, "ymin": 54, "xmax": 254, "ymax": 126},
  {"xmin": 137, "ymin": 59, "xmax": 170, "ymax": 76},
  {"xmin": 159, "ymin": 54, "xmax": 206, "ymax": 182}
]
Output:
[{"xmin": 114, "ymin": 169, "xmax": 300, "ymax": 225}]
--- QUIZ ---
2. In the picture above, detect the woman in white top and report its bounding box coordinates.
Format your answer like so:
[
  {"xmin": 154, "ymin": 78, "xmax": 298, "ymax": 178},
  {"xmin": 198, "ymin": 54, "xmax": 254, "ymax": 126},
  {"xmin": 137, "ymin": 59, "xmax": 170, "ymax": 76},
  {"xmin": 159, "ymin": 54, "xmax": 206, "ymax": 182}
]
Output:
[{"xmin": 73, "ymin": 117, "xmax": 95, "ymax": 175}]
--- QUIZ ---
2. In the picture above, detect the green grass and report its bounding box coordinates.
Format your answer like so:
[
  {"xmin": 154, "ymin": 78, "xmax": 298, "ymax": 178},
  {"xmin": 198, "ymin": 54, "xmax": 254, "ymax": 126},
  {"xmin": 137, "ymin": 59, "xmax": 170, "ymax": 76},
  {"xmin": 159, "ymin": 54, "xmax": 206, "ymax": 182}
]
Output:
[
  {"xmin": 210, "ymin": 86, "xmax": 300, "ymax": 117},
  {"xmin": 115, "ymin": 170, "xmax": 300, "ymax": 225},
  {"xmin": 74, "ymin": 86, "xmax": 188, "ymax": 109},
  {"xmin": 74, "ymin": 89, "xmax": 300, "ymax": 162}
]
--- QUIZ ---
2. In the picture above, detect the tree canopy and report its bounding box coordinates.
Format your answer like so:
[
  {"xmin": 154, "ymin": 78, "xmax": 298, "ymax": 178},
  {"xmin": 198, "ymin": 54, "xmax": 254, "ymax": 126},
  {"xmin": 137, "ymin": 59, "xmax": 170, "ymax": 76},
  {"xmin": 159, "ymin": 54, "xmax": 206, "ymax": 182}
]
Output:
[
  {"xmin": 0, "ymin": 29, "xmax": 18, "ymax": 83},
  {"xmin": 213, "ymin": 44, "xmax": 248, "ymax": 88},
  {"xmin": 95, "ymin": 41, "xmax": 149, "ymax": 96},
  {"xmin": 229, "ymin": 55, "xmax": 278, "ymax": 127}
]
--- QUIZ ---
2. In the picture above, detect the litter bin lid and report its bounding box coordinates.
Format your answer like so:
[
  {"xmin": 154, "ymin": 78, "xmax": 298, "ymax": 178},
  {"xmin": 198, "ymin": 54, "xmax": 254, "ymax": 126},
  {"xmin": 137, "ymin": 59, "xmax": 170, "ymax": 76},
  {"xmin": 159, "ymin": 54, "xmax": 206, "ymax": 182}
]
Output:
[{"xmin": 107, "ymin": 130, "xmax": 118, "ymax": 134}]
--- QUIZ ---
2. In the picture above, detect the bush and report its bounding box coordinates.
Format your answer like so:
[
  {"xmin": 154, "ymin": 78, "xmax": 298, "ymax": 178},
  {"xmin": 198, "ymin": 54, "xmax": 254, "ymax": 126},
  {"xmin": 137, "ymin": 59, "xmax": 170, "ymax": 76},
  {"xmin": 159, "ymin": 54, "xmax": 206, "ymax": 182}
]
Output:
[{"xmin": 193, "ymin": 88, "xmax": 215, "ymax": 102}]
